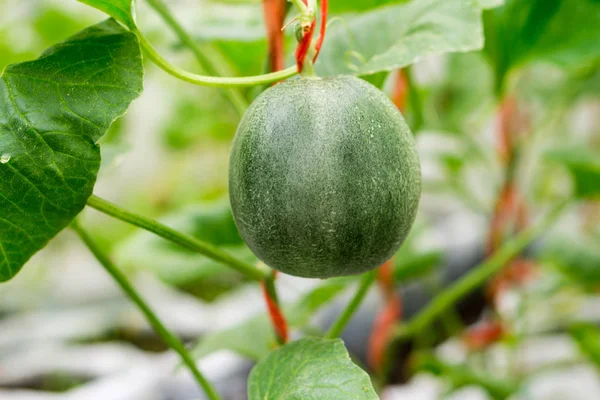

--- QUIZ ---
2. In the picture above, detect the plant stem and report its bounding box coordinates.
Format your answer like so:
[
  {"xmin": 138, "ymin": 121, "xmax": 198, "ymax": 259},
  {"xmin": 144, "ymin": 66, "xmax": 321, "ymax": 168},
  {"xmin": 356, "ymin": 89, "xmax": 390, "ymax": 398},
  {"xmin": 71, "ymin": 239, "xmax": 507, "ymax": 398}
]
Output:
[
  {"xmin": 263, "ymin": 0, "xmax": 289, "ymax": 73},
  {"xmin": 145, "ymin": 0, "xmax": 249, "ymax": 115},
  {"xmin": 86, "ymin": 195, "xmax": 270, "ymax": 281},
  {"xmin": 393, "ymin": 201, "xmax": 567, "ymax": 342},
  {"xmin": 326, "ymin": 270, "xmax": 377, "ymax": 339},
  {"xmin": 135, "ymin": 29, "xmax": 298, "ymax": 87},
  {"xmin": 289, "ymin": 0, "xmax": 310, "ymax": 14},
  {"xmin": 71, "ymin": 222, "xmax": 222, "ymax": 400}
]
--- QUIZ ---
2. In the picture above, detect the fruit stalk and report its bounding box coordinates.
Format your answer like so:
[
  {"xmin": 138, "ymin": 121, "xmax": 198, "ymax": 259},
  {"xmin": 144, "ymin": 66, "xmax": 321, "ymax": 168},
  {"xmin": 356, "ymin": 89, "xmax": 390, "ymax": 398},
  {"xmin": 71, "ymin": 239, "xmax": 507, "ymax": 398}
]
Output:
[
  {"xmin": 72, "ymin": 222, "xmax": 222, "ymax": 400},
  {"xmin": 295, "ymin": 20, "xmax": 316, "ymax": 72},
  {"xmin": 293, "ymin": 0, "xmax": 328, "ymax": 74}
]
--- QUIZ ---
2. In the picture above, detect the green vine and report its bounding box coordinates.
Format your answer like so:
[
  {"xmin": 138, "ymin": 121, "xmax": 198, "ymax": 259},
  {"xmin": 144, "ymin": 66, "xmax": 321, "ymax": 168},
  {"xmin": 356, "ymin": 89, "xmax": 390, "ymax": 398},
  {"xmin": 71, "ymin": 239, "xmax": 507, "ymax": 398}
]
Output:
[
  {"xmin": 145, "ymin": 0, "xmax": 249, "ymax": 114},
  {"xmin": 135, "ymin": 30, "xmax": 298, "ymax": 87},
  {"xmin": 72, "ymin": 221, "xmax": 223, "ymax": 400}
]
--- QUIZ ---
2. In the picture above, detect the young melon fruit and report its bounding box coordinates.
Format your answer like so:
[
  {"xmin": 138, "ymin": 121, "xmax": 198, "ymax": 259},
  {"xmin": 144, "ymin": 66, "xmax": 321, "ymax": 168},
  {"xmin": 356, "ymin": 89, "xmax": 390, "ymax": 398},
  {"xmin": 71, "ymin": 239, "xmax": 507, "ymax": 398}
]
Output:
[{"xmin": 229, "ymin": 75, "xmax": 421, "ymax": 278}]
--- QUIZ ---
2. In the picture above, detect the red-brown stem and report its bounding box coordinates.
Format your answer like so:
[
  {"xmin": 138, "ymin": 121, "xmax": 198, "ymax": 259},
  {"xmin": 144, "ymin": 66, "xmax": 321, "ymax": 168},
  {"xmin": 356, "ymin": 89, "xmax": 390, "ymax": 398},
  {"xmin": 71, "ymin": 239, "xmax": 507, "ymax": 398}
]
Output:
[
  {"xmin": 368, "ymin": 260, "xmax": 403, "ymax": 372},
  {"xmin": 516, "ymin": 197, "xmax": 529, "ymax": 231},
  {"xmin": 377, "ymin": 259, "xmax": 395, "ymax": 298},
  {"xmin": 462, "ymin": 320, "xmax": 505, "ymax": 351},
  {"xmin": 392, "ymin": 69, "xmax": 409, "ymax": 113},
  {"xmin": 312, "ymin": 0, "xmax": 328, "ymax": 62},
  {"xmin": 262, "ymin": 0, "xmax": 287, "ymax": 73},
  {"xmin": 488, "ymin": 259, "xmax": 538, "ymax": 300},
  {"xmin": 368, "ymin": 291, "xmax": 403, "ymax": 372},
  {"xmin": 261, "ymin": 273, "xmax": 289, "ymax": 345},
  {"xmin": 486, "ymin": 182, "xmax": 517, "ymax": 254},
  {"xmin": 486, "ymin": 96, "xmax": 529, "ymax": 255},
  {"xmin": 497, "ymin": 96, "xmax": 517, "ymax": 162},
  {"xmin": 486, "ymin": 96, "xmax": 533, "ymax": 298}
]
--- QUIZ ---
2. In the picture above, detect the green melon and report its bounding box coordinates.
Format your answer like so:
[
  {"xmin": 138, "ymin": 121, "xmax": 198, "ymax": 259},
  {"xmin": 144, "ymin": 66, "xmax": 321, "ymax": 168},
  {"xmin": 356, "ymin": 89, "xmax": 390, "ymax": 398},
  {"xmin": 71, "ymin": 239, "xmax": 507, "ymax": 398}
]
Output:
[{"xmin": 229, "ymin": 75, "xmax": 421, "ymax": 278}]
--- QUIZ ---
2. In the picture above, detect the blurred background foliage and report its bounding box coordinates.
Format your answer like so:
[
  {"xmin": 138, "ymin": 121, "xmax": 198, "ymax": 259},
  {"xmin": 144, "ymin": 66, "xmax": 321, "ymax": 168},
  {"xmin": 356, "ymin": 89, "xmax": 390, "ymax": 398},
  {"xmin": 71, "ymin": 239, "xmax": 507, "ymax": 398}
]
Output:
[{"xmin": 0, "ymin": 0, "xmax": 599, "ymax": 398}]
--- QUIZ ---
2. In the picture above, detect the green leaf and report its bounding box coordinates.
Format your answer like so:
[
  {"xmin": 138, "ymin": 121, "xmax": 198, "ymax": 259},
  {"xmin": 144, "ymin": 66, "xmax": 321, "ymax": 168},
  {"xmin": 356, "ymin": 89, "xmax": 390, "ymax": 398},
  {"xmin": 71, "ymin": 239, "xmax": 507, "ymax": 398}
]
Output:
[
  {"xmin": 394, "ymin": 250, "xmax": 443, "ymax": 283},
  {"xmin": 359, "ymin": 72, "xmax": 390, "ymax": 89},
  {"xmin": 477, "ymin": 0, "xmax": 504, "ymax": 9},
  {"xmin": 545, "ymin": 147, "xmax": 600, "ymax": 199},
  {"xmin": 115, "ymin": 201, "xmax": 255, "ymax": 286},
  {"xmin": 570, "ymin": 323, "xmax": 600, "ymax": 368},
  {"xmin": 194, "ymin": 313, "xmax": 273, "ymax": 360},
  {"xmin": 77, "ymin": 0, "xmax": 136, "ymax": 30},
  {"xmin": 484, "ymin": 0, "xmax": 600, "ymax": 91},
  {"xmin": 315, "ymin": 0, "xmax": 485, "ymax": 76},
  {"xmin": 542, "ymin": 236, "xmax": 600, "ymax": 289},
  {"xmin": 192, "ymin": 3, "xmax": 266, "ymax": 41},
  {"xmin": 248, "ymin": 338, "xmax": 379, "ymax": 400},
  {"xmin": 425, "ymin": 52, "xmax": 495, "ymax": 133},
  {"xmin": 0, "ymin": 19, "xmax": 143, "ymax": 282},
  {"xmin": 288, "ymin": 277, "xmax": 355, "ymax": 327},
  {"xmin": 162, "ymin": 98, "xmax": 238, "ymax": 149},
  {"xmin": 192, "ymin": 278, "xmax": 353, "ymax": 361}
]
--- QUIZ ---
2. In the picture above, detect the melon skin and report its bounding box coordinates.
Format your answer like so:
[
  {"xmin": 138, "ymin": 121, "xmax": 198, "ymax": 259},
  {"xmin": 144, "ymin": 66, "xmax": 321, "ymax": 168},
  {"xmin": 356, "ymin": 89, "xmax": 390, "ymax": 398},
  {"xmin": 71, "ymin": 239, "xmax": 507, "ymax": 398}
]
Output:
[{"xmin": 229, "ymin": 75, "xmax": 421, "ymax": 278}]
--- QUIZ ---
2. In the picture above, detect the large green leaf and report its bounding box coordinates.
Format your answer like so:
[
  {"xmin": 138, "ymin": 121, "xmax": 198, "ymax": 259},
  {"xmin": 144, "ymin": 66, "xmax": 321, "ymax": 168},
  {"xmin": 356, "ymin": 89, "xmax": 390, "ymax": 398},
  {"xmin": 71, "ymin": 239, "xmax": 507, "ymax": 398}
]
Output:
[
  {"xmin": 477, "ymin": 0, "xmax": 504, "ymax": 8},
  {"xmin": 484, "ymin": 0, "xmax": 600, "ymax": 91},
  {"xmin": 545, "ymin": 147, "xmax": 600, "ymax": 199},
  {"xmin": 192, "ymin": 278, "xmax": 353, "ymax": 361},
  {"xmin": 315, "ymin": 0, "xmax": 485, "ymax": 76},
  {"xmin": 0, "ymin": 19, "xmax": 143, "ymax": 282},
  {"xmin": 77, "ymin": 0, "xmax": 136, "ymax": 30},
  {"xmin": 248, "ymin": 338, "xmax": 378, "ymax": 400}
]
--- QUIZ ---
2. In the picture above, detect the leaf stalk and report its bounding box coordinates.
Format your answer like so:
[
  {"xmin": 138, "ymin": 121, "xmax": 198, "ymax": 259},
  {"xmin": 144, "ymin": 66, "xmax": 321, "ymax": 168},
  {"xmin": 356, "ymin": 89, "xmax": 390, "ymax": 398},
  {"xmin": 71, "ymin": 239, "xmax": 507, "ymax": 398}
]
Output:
[{"xmin": 86, "ymin": 195, "xmax": 270, "ymax": 281}]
